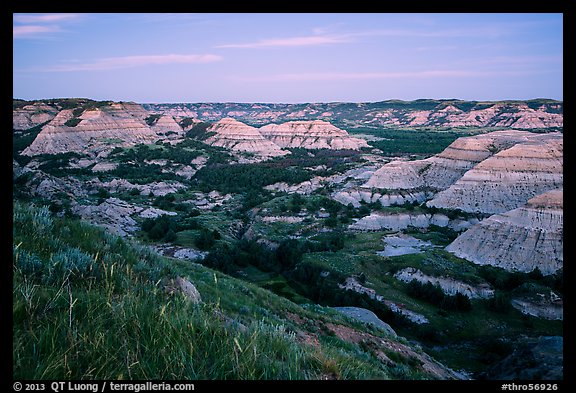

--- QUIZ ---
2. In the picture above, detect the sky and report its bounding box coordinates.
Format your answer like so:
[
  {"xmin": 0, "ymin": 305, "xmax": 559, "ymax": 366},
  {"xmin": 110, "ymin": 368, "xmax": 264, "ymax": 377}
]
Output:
[{"xmin": 13, "ymin": 13, "xmax": 563, "ymax": 103}]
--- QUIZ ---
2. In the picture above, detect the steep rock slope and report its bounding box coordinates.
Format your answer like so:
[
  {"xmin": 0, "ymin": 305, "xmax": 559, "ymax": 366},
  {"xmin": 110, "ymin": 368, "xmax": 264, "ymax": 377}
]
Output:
[
  {"xmin": 13, "ymin": 102, "xmax": 59, "ymax": 130},
  {"xmin": 427, "ymin": 132, "xmax": 562, "ymax": 214},
  {"xmin": 364, "ymin": 130, "xmax": 545, "ymax": 192},
  {"xmin": 22, "ymin": 102, "xmax": 158, "ymax": 156},
  {"xmin": 204, "ymin": 117, "xmax": 288, "ymax": 157},
  {"xmin": 336, "ymin": 130, "xmax": 562, "ymax": 211},
  {"xmin": 148, "ymin": 114, "xmax": 186, "ymax": 139},
  {"xmin": 445, "ymin": 189, "xmax": 563, "ymax": 275},
  {"xmin": 259, "ymin": 120, "xmax": 369, "ymax": 150}
]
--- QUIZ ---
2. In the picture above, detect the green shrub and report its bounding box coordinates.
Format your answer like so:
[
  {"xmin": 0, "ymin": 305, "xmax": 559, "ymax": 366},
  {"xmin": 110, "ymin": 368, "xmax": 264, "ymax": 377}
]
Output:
[
  {"xmin": 64, "ymin": 117, "xmax": 82, "ymax": 127},
  {"xmin": 50, "ymin": 248, "xmax": 99, "ymax": 284},
  {"xmin": 485, "ymin": 292, "xmax": 512, "ymax": 313}
]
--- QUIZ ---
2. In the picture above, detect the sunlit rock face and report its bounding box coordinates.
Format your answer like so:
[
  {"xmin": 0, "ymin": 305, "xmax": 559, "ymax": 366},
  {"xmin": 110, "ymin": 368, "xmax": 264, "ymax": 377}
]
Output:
[
  {"xmin": 204, "ymin": 118, "xmax": 288, "ymax": 157},
  {"xmin": 445, "ymin": 189, "xmax": 563, "ymax": 275},
  {"xmin": 259, "ymin": 120, "xmax": 369, "ymax": 150}
]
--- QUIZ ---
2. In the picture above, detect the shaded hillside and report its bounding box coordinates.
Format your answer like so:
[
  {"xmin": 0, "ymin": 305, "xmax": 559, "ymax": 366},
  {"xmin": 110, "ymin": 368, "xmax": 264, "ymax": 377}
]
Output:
[{"xmin": 13, "ymin": 202, "xmax": 461, "ymax": 380}]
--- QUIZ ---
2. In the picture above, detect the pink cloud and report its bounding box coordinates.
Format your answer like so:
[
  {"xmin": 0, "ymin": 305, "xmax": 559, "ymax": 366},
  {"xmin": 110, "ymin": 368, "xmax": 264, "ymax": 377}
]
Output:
[
  {"xmin": 13, "ymin": 25, "xmax": 60, "ymax": 37},
  {"xmin": 13, "ymin": 13, "xmax": 82, "ymax": 24},
  {"xmin": 217, "ymin": 35, "xmax": 351, "ymax": 48},
  {"xmin": 42, "ymin": 54, "xmax": 223, "ymax": 72}
]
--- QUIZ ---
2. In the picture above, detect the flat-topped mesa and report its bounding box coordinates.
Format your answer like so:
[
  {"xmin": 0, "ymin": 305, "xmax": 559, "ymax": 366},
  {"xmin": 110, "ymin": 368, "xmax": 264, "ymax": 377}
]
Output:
[
  {"xmin": 205, "ymin": 117, "xmax": 288, "ymax": 157},
  {"xmin": 446, "ymin": 189, "xmax": 563, "ymax": 275},
  {"xmin": 427, "ymin": 132, "xmax": 563, "ymax": 215},
  {"xmin": 13, "ymin": 102, "xmax": 60, "ymax": 130},
  {"xmin": 22, "ymin": 102, "xmax": 159, "ymax": 156},
  {"xmin": 259, "ymin": 120, "xmax": 369, "ymax": 150}
]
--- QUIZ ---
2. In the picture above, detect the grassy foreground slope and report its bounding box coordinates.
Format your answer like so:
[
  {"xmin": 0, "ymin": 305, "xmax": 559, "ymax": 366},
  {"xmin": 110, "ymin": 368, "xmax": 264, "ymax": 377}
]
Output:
[{"xmin": 13, "ymin": 202, "xmax": 458, "ymax": 380}]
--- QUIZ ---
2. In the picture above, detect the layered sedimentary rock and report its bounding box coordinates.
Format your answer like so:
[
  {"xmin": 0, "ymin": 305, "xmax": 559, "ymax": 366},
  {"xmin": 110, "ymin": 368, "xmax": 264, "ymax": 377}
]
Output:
[
  {"xmin": 393, "ymin": 267, "xmax": 494, "ymax": 299},
  {"xmin": 364, "ymin": 130, "xmax": 543, "ymax": 192},
  {"xmin": 427, "ymin": 132, "xmax": 563, "ymax": 214},
  {"xmin": 13, "ymin": 102, "xmax": 60, "ymax": 130},
  {"xmin": 445, "ymin": 189, "xmax": 563, "ymax": 275},
  {"xmin": 337, "ymin": 130, "xmax": 563, "ymax": 212},
  {"xmin": 400, "ymin": 103, "xmax": 564, "ymax": 129},
  {"xmin": 337, "ymin": 131, "xmax": 529, "ymax": 208},
  {"xmin": 22, "ymin": 102, "xmax": 158, "ymax": 156},
  {"xmin": 349, "ymin": 212, "xmax": 478, "ymax": 232},
  {"xmin": 204, "ymin": 117, "xmax": 288, "ymax": 157},
  {"xmin": 146, "ymin": 100, "xmax": 563, "ymax": 130},
  {"xmin": 259, "ymin": 120, "xmax": 369, "ymax": 150},
  {"xmin": 149, "ymin": 114, "xmax": 185, "ymax": 138}
]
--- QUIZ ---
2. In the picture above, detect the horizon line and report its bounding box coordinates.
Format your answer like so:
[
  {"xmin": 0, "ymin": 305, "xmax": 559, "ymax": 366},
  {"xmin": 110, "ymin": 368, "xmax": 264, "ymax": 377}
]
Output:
[{"xmin": 13, "ymin": 97, "xmax": 564, "ymax": 105}]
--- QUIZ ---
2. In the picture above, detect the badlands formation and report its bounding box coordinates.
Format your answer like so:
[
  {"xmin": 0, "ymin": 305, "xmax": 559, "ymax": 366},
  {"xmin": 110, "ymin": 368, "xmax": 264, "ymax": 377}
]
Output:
[
  {"xmin": 14, "ymin": 99, "xmax": 563, "ymax": 275},
  {"xmin": 205, "ymin": 118, "xmax": 368, "ymax": 156},
  {"xmin": 259, "ymin": 120, "xmax": 368, "ymax": 150},
  {"xmin": 148, "ymin": 114, "xmax": 187, "ymax": 139},
  {"xmin": 339, "ymin": 130, "xmax": 563, "ymax": 213},
  {"xmin": 13, "ymin": 102, "xmax": 59, "ymax": 130},
  {"xmin": 445, "ymin": 189, "xmax": 563, "ymax": 275},
  {"xmin": 146, "ymin": 99, "xmax": 563, "ymax": 129},
  {"xmin": 22, "ymin": 102, "xmax": 159, "ymax": 156},
  {"xmin": 16, "ymin": 101, "xmax": 369, "ymax": 158},
  {"xmin": 204, "ymin": 117, "xmax": 288, "ymax": 157},
  {"xmin": 346, "ymin": 130, "xmax": 563, "ymax": 275},
  {"xmin": 427, "ymin": 132, "xmax": 563, "ymax": 214}
]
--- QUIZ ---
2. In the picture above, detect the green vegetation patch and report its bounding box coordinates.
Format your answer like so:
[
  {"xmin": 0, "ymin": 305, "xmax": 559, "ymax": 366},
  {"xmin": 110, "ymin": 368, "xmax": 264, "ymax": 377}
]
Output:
[
  {"xmin": 193, "ymin": 163, "xmax": 312, "ymax": 194},
  {"xmin": 15, "ymin": 202, "xmax": 432, "ymax": 380},
  {"xmin": 351, "ymin": 128, "xmax": 480, "ymax": 157}
]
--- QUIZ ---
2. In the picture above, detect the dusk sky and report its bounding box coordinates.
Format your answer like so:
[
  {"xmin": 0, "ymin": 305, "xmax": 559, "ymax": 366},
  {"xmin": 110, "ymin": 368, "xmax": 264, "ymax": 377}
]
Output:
[{"xmin": 13, "ymin": 13, "xmax": 563, "ymax": 103}]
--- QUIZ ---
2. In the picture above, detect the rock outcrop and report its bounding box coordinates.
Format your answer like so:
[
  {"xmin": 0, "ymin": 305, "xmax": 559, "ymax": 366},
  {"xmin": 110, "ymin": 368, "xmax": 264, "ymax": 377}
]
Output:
[
  {"xmin": 332, "ymin": 307, "xmax": 397, "ymax": 337},
  {"xmin": 350, "ymin": 212, "xmax": 478, "ymax": 232},
  {"xmin": 149, "ymin": 114, "xmax": 185, "ymax": 139},
  {"xmin": 72, "ymin": 197, "xmax": 141, "ymax": 237},
  {"xmin": 145, "ymin": 99, "xmax": 563, "ymax": 130},
  {"xmin": 204, "ymin": 118, "xmax": 288, "ymax": 157},
  {"xmin": 445, "ymin": 189, "xmax": 563, "ymax": 275},
  {"xmin": 259, "ymin": 120, "xmax": 369, "ymax": 150},
  {"xmin": 22, "ymin": 102, "xmax": 159, "ymax": 156},
  {"xmin": 13, "ymin": 102, "xmax": 59, "ymax": 130},
  {"xmin": 428, "ymin": 132, "xmax": 563, "ymax": 214},
  {"xmin": 393, "ymin": 267, "xmax": 494, "ymax": 299},
  {"xmin": 338, "ymin": 130, "xmax": 563, "ymax": 213},
  {"xmin": 364, "ymin": 130, "xmax": 552, "ymax": 193}
]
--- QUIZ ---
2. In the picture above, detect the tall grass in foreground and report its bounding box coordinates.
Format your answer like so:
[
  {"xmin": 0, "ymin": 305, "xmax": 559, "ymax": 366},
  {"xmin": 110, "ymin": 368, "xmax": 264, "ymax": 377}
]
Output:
[{"xmin": 13, "ymin": 202, "xmax": 394, "ymax": 380}]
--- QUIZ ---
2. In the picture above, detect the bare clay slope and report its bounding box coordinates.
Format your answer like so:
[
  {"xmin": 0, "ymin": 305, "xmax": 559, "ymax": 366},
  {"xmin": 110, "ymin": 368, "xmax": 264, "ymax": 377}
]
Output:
[
  {"xmin": 204, "ymin": 117, "xmax": 288, "ymax": 157},
  {"xmin": 336, "ymin": 130, "xmax": 561, "ymax": 209},
  {"xmin": 22, "ymin": 102, "xmax": 159, "ymax": 157},
  {"xmin": 259, "ymin": 120, "xmax": 369, "ymax": 150},
  {"xmin": 427, "ymin": 132, "xmax": 563, "ymax": 214},
  {"xmin": 445, "ymin": 189, "xmax": 563, "ymax": 274}
]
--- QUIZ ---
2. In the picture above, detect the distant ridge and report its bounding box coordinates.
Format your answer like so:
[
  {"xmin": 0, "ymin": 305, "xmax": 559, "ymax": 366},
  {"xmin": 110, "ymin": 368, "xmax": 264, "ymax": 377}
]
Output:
[{"xmin": 145, "ymin": 99, "xmax": 563, "ymax": 129}]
